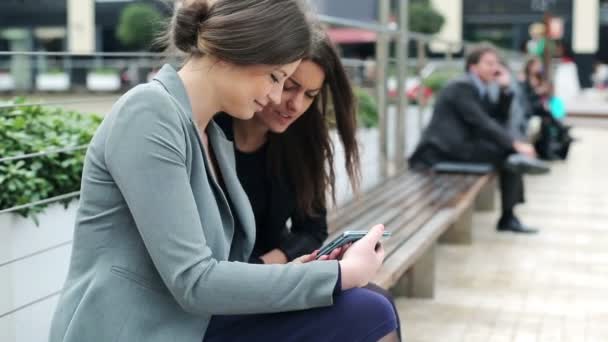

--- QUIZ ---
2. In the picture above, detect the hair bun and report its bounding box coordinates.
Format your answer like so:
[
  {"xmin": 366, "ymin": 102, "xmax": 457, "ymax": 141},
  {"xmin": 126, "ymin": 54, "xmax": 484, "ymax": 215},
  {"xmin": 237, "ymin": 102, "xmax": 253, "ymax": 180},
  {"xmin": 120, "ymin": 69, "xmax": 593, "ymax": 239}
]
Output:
[{"xmin": 172, "ymin": 1, "xmax": 211, "ymax": 54}]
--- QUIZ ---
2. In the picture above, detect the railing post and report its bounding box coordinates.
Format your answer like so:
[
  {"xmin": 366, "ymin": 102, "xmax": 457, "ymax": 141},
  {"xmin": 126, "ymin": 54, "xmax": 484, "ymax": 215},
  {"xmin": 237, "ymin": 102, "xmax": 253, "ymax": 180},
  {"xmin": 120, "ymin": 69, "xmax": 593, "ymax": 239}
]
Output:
[
  {"xmin": 64, "ymin": 55, "xmax": 73, "ymax": 91},
  {"xmin": 416, "ymin": 39, "xmax": 427, "ymax": 134},
  {"xmin": 395, "ymin": 0, "xmax": 409, "ymax": 171},
  {"xmin": 376, "ymin": 0, "xmax": 390, "ymax": 179},
  {"xmin": 445, "ymin": 42, "xmax": 453, "ymax": 63}
]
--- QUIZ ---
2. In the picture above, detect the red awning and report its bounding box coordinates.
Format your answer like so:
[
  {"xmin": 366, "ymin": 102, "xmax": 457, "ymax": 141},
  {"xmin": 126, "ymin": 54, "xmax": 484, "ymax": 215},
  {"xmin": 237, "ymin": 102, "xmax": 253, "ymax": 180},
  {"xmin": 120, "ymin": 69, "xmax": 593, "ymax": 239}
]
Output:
[{"xmin": 326, "ymin": 28, "xmax": 377, "ymax": 44}]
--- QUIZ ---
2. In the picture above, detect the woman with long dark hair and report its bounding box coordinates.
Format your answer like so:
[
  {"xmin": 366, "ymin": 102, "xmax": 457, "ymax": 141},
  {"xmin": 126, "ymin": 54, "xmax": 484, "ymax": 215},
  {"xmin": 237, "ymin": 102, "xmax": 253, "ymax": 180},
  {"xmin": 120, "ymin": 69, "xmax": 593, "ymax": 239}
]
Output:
[
  {"xmin": 216, "ymin": 30, "xmax": 402, "ymax": 340},
  {"xmin": 522, "ymin": 56, "xmax": 572, "ymax": 160}
]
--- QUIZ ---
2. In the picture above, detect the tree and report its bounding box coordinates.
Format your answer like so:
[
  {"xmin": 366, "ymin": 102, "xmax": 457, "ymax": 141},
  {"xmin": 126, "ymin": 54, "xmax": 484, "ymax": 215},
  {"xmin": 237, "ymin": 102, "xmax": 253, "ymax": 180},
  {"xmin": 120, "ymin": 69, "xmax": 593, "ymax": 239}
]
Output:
[
  {"xmin": 409, "ymin": 0, "xmax": 445, "ymax": 35},
  {"xmin": 116, "ymin": 3, "xmax": 163, "ymax": 50}
]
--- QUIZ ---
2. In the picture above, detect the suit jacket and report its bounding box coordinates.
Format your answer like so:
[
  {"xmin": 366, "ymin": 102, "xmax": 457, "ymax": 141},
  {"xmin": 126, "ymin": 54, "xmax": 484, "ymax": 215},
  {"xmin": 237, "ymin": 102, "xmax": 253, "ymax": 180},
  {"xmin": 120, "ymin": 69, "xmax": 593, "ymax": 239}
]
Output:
[
  {"xmin": 410, "ymin": 75, "xmax": 514, "ymax": 166},
  {"xmin": 49, "ymin": 64, "xmax": 339, "ymax": 342},
  {"xmin": 215, "ymin": 115, "xmax": 328, "ymax": 262}
]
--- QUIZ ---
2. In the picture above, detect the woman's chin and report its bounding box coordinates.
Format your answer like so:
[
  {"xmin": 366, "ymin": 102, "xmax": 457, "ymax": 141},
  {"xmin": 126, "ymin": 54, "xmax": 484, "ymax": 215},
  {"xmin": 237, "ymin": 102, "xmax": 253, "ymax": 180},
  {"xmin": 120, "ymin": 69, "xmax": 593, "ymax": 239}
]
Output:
[
  {"xmin": 232, "ymin": 110, "xmax": 256, "ymax": 121},
  {"xmin": 269, "ymin": 123, "xmax": 290, "ymax": 134}
]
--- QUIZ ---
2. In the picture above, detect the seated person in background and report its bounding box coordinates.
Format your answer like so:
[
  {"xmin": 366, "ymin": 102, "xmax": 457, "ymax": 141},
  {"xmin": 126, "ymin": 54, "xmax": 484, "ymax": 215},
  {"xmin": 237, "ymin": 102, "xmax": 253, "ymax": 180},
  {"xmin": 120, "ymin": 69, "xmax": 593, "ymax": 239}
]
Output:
[
  {"xmin": 491, "ymin": 60, "xmax": 531, "ymax": 141},
  {"xmin": 410, "ymin": 44, "xmax": 549, "ymax": 234},
  {"xmin": 521, "ymin": 56, "xmax": 573, "ymax": 160}
]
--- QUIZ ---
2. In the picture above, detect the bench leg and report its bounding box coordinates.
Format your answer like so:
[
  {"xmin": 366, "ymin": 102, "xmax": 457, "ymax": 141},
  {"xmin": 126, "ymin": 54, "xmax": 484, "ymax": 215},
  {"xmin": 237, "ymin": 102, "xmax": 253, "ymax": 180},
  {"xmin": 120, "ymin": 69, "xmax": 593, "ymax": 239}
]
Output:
[
  {"xmin": 391, "ymin": 244, "xmax": 436, "ymax": 298},
  {"xmin": 439, "ymin": 204, "xmax": 473, "ymax": 244},
  {"xmin": 475, "ymin": 178, "xmax": 496, "ymax": 212}
]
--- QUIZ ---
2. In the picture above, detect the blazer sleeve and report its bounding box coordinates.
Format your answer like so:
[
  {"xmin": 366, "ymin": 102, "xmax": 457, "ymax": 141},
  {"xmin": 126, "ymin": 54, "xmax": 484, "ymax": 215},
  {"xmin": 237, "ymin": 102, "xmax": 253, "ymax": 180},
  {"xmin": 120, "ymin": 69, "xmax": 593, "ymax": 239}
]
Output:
[
  {"xmin": 449, "ymin": 84, "xmax": 514, "ymax": 150},
  {"xmin": 279, "ymin": 207, "xmax": 329, "ymax": 261},
  {"xmin": 104, "ymin": 86, "xmax": 339, "ymax": 316}
]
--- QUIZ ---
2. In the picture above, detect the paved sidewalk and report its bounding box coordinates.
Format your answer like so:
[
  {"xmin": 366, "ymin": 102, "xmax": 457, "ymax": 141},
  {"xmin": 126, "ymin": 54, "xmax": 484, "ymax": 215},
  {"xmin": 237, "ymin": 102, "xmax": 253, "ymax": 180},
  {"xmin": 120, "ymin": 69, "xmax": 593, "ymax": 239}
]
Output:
[{"xmin": 396, "ymin": 126, "xmax": 608, "ymax": 342}]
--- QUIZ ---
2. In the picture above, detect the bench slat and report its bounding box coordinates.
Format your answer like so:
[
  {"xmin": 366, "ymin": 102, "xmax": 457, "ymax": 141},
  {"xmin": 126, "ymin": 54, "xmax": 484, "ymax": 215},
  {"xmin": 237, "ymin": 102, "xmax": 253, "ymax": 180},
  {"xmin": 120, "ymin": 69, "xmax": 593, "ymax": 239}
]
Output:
[
  {"xmin": 374, "ymin": 208, "xmax": 457, "ymax": 288},
  {"xmin": 329, "ymin": 176, "xmax": 435, "ymax": 236},
  {"xmin": 378, "ymin": 174, "xmax": 471, "ymax": 252},
  {"xmin": 375, "ymin": 174, "xmax": 490, "ymax": 288},
  {"xmin": 328, "ymin": 173, "xmax": 478, "ymax": 242},
  {"xmin": 380, "ymin": 187, "xmax": 447, "ymax": 254},
  {"xmin": 328, "ymin": 172, "xmax": 422, "ymax": 229},
  {"xmin": 326, "ymin": 170, "xmax": 493, "ymax": 292},
  {"xmin": 329, "ymin": 168, "xmax": 412, "ymax": 219}
]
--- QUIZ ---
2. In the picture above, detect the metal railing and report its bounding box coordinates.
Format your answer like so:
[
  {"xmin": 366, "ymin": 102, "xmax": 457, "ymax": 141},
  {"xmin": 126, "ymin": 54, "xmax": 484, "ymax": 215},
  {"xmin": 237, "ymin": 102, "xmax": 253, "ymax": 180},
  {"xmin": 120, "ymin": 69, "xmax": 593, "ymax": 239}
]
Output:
[{"xmin": 0, "ymin": 50, "xmax": 167, "ymax": 95}]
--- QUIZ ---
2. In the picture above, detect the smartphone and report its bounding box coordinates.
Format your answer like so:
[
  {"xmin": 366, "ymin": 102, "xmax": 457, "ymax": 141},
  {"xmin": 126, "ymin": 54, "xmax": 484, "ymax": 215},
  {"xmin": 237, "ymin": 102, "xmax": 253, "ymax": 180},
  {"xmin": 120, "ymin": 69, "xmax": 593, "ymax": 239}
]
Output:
[{"xmin": 316, "ymin": 230, "xmax": 392, "ymax": 259}]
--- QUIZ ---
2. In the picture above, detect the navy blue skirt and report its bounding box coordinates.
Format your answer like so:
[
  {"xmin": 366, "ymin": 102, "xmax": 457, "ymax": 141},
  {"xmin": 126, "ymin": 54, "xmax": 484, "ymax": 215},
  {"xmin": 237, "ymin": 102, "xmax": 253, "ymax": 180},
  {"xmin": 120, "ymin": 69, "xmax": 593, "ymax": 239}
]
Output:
[{"xmin": 204, "ymin": 287, "xmax": 398, "ymax": 341}]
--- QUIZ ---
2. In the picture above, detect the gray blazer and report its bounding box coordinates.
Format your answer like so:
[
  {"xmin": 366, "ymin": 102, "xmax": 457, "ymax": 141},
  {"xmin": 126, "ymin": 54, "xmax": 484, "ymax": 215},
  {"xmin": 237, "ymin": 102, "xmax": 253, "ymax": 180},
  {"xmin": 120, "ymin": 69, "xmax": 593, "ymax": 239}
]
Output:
[{"xmin": 49, "ymin": 64, "xmax": 339, "ymax": 342}]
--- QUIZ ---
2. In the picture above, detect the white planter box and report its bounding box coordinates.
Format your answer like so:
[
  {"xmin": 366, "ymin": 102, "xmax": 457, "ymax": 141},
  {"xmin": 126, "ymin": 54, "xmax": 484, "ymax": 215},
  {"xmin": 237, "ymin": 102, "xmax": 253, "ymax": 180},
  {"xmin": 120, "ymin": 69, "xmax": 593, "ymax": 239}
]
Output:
[
  {"xmin": 0, "ymin": 74, "xmax": 15, "ymax": 92},
  {"xmin": 0, "ymin": 201, "xmax": 77, "ymax": 342},
  {"xmin": 35, "ymin": 73, "xmax": 70, "ymax": 92},
  {"xmin": 86, "ymin": 73, "xmax": 121, "ymax": 92}
]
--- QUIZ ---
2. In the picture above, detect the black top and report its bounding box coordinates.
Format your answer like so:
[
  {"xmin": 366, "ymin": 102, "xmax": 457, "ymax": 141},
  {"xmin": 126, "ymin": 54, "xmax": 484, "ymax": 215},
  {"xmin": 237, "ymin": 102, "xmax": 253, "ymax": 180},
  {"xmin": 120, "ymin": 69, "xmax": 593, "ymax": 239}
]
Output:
[
  {"xmin": 214, "ymin": 114, "xmax": 328, "ymax": 262},
  {"xmin": 521, "ymin": 81, "xmax": 551, "ymax": 119},
  {"xmin": 233, "ymin": 145, "xmax": 274, "ymax": 257}
]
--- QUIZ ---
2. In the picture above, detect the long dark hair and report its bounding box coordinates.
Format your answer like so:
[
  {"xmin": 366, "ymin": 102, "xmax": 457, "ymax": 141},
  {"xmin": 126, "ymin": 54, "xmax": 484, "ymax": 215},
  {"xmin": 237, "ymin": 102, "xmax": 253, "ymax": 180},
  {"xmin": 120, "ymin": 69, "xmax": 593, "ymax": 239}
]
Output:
[
  {"xmin": 159, "ymin": 0, "xmax": 312, "ymax": 65},
  {"xmin": 524, "ymin": 56, "xmax": 542, "ymax": 83},
  {"xmin": 267, "ymin": 31, "xmax": 360, "ymax": 216}
]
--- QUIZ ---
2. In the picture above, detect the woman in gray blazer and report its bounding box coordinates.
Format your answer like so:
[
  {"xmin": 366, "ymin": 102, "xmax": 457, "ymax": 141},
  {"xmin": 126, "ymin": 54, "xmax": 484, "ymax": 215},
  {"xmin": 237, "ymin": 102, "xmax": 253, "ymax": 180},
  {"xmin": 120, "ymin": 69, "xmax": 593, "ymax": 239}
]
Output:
[{"xmin": 49, "ymin": 1, "xmax": 397, "ymax": 341}]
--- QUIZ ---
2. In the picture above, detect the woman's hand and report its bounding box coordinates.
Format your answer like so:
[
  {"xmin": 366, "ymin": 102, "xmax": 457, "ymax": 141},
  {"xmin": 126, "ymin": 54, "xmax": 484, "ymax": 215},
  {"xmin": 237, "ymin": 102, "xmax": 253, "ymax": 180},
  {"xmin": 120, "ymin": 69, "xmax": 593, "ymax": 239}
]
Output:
[
  {"xmin": 259, "ymin": 249, "xmax": 288, "ymax": 264},
  {"xmin": 513, "ymin": 141, "xmax": 537, "ymax": 158},
  {"xmin": 291, "ymin": 246, "xmax": 347, "ymax": 264},
  {"xmin": 291, "ymin": 250, "xmax": 320, "ymax": 264},
  {"xmin": 339, "ymin": 224, "xmax": 386, "ymax": 289}
]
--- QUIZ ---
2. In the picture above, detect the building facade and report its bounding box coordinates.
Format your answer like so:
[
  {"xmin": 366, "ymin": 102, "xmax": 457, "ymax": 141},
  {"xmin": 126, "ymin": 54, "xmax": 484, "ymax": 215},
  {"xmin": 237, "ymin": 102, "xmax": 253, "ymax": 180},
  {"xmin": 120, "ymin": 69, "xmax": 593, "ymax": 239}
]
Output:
[{"xmin": 0, "ymin": 0, "xmax": 171, "ymax": 53}]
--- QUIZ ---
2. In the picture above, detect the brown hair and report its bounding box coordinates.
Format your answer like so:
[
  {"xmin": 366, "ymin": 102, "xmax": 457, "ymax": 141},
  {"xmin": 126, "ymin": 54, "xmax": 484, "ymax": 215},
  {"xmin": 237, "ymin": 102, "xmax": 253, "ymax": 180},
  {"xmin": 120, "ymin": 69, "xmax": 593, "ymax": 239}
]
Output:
[
  {"xmin": 524, "ymin": 56, "xmax": 542, "ymax": 82},
  {"xmin": 161, "ymin": 0, "xmax": 312, "ymax": 65},
  {"xmin": 267, "ymin": 31, "xmax": 360, "ymax": 216},
  {"xmin": 465, "ymin": 44, "xmax": 499, "ymax": 72}
]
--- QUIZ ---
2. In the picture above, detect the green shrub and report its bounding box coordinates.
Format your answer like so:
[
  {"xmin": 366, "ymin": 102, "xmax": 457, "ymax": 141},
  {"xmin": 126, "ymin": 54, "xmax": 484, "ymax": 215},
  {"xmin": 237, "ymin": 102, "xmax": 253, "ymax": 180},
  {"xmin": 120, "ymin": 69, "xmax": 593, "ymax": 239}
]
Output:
[
  {"xmin": 45, "ymin": 68, "xmax": 66, "ymax": 75},
  {"xmin": 409, "ymin": 0, "xmax": 445, "ymax": 35},
  {"xmin": 90, "ymin": 68, "xmax": 119, "ymax": 75},
  {"xmin": 355, "ymin": 88, "xmax": 379, "ymax": 128},
  {"xmin": 422, "ymin": 70, "xmax": 459, "ymax": 92},
  {"xmin": 0, "ymin": 98, "xmax": 102, "ymax": 219},
  {"xmin": 116, "ymin": 3, "xmax": 163, "ymax": 50}
]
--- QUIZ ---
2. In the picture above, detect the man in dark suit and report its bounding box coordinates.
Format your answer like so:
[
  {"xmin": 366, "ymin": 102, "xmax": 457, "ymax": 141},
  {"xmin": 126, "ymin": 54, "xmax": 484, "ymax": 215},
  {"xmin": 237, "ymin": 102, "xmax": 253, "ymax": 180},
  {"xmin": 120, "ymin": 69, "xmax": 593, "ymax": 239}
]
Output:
[{"xmin": 410, "ymin": 45, "xmax": 548, "ymax": 233}]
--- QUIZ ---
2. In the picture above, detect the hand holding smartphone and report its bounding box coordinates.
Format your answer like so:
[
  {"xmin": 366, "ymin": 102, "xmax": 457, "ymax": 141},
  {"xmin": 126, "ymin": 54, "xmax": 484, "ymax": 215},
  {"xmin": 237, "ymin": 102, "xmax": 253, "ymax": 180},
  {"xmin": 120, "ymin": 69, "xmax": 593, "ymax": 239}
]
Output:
[{"xmin": 316, "ymin": 230, "xmax": 391, "ymax": 260}]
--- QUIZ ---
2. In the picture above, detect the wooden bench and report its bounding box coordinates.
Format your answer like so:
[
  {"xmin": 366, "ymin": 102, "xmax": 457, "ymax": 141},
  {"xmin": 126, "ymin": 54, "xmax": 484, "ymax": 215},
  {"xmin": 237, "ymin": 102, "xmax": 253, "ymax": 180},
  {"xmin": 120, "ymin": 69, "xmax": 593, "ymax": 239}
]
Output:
[{"xmin": 327, "ymin": 169, "xmax": 497, "ymax": 298}]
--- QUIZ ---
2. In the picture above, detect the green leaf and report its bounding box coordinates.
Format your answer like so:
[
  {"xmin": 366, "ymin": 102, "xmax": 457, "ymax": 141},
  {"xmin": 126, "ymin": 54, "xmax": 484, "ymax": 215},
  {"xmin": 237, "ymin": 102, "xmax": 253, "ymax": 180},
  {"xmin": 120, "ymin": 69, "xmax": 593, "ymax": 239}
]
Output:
[
  {"xmin": 354, "ymin": 88, "xmax": 379, "ymax": 128},
  {"xmin": 0, "ymin": 97, "xmax": 100, "ymax": 218}
]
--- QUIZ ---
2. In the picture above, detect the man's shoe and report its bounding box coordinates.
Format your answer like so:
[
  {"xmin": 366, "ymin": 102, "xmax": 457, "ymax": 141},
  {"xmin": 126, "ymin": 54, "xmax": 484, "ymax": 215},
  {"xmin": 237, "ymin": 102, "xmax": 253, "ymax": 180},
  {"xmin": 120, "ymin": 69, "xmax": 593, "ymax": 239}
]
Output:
[
  {"xmin": 503, "ymin": 154, "xmax": 550, "ymax": 175},
  {"xmin": 497, "ymin": 216, "xmax": 539, "ymax": 234},
  {"xmin": 539, "ymin": 152, "xmax": 561, "ymax": 161}
]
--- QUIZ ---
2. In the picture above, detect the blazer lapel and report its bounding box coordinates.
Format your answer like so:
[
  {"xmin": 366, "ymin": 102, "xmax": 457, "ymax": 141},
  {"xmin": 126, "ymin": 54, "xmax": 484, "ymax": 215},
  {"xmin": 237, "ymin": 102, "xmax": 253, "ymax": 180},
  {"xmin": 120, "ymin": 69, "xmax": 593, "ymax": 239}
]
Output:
[
  {"xmin": 207, "ymin": 121, "xmax": 256, "ymax": 258},
  {"xmin": 153, "ymin": 64, "xmax": 255, "ymax": 260}
]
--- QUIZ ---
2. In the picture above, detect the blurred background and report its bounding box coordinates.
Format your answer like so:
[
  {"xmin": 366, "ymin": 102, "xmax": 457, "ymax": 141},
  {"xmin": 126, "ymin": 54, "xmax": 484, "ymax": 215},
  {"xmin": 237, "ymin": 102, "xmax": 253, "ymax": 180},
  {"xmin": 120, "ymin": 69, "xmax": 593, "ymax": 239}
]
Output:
[
  {"xmin": 0, "ymin": 0, "xmax": 606, "ymax": 90},
  {"xmin": 1, "ymin": 1, "xmax": 607, "ymax": 341}
]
